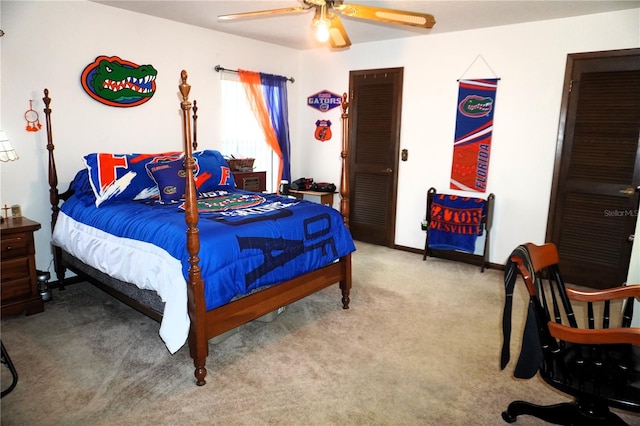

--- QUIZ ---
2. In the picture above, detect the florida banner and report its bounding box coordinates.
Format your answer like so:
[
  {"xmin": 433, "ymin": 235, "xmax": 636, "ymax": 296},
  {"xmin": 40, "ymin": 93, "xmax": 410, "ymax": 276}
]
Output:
[{"xmin": 450, "ymin": 79, "xmax": 498, "ymax": 192}]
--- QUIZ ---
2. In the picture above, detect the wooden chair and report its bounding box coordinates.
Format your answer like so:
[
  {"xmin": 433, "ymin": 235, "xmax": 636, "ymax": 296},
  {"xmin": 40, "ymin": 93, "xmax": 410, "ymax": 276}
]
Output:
[{"xmin": 501, "ymin": 242, "xmax": 640, "ymax": 425}]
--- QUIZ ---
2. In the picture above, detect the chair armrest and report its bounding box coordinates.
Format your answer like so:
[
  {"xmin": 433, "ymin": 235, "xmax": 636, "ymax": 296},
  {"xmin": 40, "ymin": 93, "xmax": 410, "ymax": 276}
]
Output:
[
  {"xmin": 565, "ymin": 284, "xmax": 640, "ymax": 302},
  {"xmin": 548, "ymin": 321, "xmax": 640, "ymax": 345}
]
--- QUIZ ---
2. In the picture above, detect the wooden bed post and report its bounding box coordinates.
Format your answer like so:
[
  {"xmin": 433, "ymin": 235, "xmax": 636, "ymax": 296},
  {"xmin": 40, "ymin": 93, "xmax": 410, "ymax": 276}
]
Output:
[
  {"xmin": 339, "ymin": 93, "xmax": 352, "ymax": 309},
  {"xmin": 43, "ymin": 89, "xmax": 67, "ymax": 289},
  {"xmin": 179, "ymin": 71, "xmax": 208, "ymax": 386}
]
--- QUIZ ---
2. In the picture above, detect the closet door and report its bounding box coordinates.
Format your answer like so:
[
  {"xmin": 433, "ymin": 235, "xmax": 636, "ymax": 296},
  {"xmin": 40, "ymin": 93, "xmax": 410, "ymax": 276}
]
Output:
[{"xmin": 547, "ymin": 49, "xmax": 640, "ymax": 288}]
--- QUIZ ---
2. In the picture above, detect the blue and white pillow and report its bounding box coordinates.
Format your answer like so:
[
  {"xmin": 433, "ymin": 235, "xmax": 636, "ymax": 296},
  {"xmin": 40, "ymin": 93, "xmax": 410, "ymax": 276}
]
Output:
[
  {"xmin": 83, "ymin": 150, "xmax": 236, "ymax": 207},
  {"xmin": 83, "ymin": 151, "xmax": 182, "ymax": 207}
]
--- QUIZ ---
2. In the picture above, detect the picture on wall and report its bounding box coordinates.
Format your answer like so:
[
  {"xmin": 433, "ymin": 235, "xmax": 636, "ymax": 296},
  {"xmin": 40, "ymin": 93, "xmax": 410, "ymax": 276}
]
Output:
[{"xmin": 81, "ymin": 55, "xmax": 157, "ymax": 107}]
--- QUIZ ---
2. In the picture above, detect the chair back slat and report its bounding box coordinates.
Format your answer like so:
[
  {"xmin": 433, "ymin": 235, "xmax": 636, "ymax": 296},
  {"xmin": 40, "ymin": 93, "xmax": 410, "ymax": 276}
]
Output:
[
  {"xmin": 587, "ymin": 302, "xmax": 595, "ymax": 329},
  {"xmin": 622, "ymin": 297, "xmax": 635, "ymax": 328}
]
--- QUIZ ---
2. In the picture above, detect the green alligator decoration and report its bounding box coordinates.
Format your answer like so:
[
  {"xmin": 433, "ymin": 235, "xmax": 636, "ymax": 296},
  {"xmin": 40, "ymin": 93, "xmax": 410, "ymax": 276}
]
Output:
[
  {"xmin": 459, "ymin": 95, "xmax": 493, "ymax": 118},
  {"xmin": 81, "ymin": 56, "xmax": 157, "ymax": 107}
]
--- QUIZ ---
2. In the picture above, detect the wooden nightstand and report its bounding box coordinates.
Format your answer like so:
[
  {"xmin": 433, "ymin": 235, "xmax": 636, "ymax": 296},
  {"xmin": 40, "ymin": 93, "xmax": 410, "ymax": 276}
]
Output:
[
  {"xmin": 1, "ymin": 217, "xmax": 44, "ymax": 317},
  {"xmin": 233, "ymin": 171, "xmax": 267, "ymax": 192},
  {"xmin": 288, "ymin": 190, "xmax": 336, "ymax": 207}
]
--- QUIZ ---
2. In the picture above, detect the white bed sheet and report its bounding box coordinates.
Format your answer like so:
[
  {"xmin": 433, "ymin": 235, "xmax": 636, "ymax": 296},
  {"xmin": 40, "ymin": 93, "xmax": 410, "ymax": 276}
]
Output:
[{"xmin": 52, "ymin": 212, "xmax": 189, "ymax": 353}]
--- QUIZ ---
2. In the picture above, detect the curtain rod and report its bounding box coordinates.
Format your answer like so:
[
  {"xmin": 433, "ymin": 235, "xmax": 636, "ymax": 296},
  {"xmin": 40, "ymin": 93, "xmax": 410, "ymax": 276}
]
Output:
[{"xmin": 214, "ymin": 65, "xmax": 295, "ymax": 83}]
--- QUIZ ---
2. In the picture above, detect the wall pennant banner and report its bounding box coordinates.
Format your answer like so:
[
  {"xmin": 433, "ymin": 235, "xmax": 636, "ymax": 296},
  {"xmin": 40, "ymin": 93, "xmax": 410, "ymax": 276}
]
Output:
[{"xmin": 450, "ymin": 78, "xmax": 498, "ymax": 193}]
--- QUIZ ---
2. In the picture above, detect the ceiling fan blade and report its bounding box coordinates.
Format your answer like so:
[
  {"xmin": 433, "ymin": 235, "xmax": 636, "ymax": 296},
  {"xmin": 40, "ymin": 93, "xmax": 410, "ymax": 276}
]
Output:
[
  {"xmin": 328, "ymin": 14, "xmax": 351, "ymax": 48},
  {"xmin": 218, "ymin": 6, "xmax": 311, "ymax": 21},
  {"xmin": 335, "ymin": 3, "xmax": 436, "ymax": 29}
]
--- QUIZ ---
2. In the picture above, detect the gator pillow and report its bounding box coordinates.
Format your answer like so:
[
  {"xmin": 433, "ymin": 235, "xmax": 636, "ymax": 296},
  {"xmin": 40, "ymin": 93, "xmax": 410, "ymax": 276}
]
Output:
[
  {"xmin": 146, "ymin": 158, "xmax": 187, "ymax": 204},
  {"xmin": 84, "ymin": 152, "xmax": 181, "ymax": 207},
  {"xmin": 145, "ymin": 150, "xmax": 236, "ymax": 203}
]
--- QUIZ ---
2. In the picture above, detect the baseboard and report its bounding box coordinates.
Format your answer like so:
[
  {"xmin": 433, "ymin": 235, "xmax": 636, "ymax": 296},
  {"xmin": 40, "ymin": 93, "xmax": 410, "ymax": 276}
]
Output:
[{"xmin": 393, "ymin": 244, "xmax": 504, "ymax": 271}]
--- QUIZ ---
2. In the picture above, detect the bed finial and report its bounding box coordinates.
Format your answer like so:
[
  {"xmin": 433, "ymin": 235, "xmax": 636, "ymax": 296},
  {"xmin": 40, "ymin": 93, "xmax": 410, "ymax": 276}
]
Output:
[{"xmin": 179, "ymin": 70, "xmax": 190, "ymax": 102}]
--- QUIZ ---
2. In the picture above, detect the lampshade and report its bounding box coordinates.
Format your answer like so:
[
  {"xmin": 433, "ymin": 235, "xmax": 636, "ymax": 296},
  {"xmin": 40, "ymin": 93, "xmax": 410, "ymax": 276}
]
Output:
[{"xmin": 0, "ymin": 130, "xmax": 18, "ymax": 162}]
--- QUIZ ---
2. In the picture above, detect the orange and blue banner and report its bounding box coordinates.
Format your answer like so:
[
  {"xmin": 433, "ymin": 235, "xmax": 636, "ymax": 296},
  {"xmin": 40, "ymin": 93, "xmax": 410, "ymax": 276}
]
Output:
[{"xmin": 450, "ymin": 79, "xmax": 498, "ymax": 193}]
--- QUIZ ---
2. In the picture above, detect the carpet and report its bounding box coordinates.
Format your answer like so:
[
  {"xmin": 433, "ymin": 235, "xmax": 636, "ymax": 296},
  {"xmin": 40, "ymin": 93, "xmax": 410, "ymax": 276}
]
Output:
[{"xmin": 2, "ymin": 242, "xmax": 638, "ymax": 425}]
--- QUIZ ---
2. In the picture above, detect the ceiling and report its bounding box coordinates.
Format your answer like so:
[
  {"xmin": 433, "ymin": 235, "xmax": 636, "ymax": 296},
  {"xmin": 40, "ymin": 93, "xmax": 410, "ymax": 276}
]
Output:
[{"xmin": 93, "ymin": 1, "xmax": 640, "ymax": 50}]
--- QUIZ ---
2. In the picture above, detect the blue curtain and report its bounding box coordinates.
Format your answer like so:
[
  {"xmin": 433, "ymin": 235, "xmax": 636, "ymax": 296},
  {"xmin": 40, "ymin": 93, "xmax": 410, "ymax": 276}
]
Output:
[{"xmin": 260, "ymin": 73, "xmax": 291, "ymax": 182}]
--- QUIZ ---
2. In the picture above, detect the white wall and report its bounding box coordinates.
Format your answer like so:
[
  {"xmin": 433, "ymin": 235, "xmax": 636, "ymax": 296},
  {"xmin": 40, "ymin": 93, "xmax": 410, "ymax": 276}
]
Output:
[
  {"xmin": 0, "ymin": 0, "xmax": 301, "ymax": 271},
  {"xmin": 298, "ymin": 8, "xmax": 640, "ymax": 264},
  {"xmin": 1, "ymin": 1, "xmax": 639, "ymax": 273}
]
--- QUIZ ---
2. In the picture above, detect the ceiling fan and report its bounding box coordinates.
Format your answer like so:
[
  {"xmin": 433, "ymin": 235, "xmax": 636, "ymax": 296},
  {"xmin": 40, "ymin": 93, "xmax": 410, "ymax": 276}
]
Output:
[{"xmin": 218, "ymin": 0, "xmax": 436, "ymax": 49}]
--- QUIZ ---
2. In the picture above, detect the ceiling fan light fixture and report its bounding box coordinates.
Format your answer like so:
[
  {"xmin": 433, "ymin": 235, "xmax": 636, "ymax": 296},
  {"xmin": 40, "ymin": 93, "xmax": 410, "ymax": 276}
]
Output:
[
  {"xmin": 312, "ymin": 4, "xmax": 331, "ymax": 43},
  {"xmin": 315, "ymin": 19, "xmax": 330, "ymax": 42},
  {"xmin": 328, "ymin": 27, "xmax": 347, "ymax": 46}
]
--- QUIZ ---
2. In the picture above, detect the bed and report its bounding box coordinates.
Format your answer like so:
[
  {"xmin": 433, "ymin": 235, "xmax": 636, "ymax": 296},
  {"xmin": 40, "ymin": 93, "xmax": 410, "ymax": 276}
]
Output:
[{"xmin": 43, "ymin": 70, "xmax": 354, "ymax": 386}]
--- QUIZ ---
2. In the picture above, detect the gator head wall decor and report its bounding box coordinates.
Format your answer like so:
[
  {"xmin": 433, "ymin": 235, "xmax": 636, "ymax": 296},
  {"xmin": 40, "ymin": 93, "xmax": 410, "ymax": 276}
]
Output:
[{"xmin": 81, "ymin": 56, "xmax": 157, "ymax": 107}]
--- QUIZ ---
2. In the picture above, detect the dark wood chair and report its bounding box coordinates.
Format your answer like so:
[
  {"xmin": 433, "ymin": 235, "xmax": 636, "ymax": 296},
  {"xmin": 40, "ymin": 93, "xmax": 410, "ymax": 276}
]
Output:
[{"xmin": 501, "ymin": 242, "xmax": 640, "ymax": 425}]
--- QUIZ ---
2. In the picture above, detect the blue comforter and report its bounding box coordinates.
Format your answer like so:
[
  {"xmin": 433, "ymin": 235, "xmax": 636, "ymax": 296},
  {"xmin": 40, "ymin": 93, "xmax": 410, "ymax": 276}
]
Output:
[{"xmin": 60, "ymin": 190, "xmax": 355, "ymax": 311}]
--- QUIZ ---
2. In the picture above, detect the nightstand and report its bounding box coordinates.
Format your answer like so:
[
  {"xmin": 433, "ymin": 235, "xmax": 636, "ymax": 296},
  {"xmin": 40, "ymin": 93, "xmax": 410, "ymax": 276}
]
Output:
[
  {"xmin": 233, "ymin": 171, "xmax": 267, "ymax": 192},
  {"xmin": 1, "ymin": 217, "xmax": 44, "ymax": 317},
  {"xmin": 288, "ymin": 190, "xmax": 335, "ymax": 207}
]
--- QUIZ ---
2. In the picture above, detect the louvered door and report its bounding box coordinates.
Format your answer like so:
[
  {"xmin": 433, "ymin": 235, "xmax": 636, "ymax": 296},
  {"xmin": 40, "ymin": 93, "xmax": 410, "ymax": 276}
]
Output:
[
  {"xmin": 348, "ymin": 68, "xmax": 403, "ymax": 246},
  {"xmin": 547, "ymin": 49, "xmax": 640, "ymax": 288}
]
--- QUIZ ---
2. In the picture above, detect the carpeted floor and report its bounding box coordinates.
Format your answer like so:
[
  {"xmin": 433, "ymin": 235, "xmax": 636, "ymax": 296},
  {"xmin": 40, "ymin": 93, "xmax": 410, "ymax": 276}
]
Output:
[{"xmin": 1, "ymin": 242, "xmax": 638, "ymax": 425}]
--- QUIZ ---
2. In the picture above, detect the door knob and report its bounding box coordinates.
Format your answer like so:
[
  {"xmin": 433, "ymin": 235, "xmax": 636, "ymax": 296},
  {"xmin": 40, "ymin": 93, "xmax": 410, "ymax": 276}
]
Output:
[
  {"xmin": 382, "ymin": 168, "xmax": 392, "ymax": 174},
  {"xmin": 619, "ymin": 187, "xmax": 637, "ymax": 195}
]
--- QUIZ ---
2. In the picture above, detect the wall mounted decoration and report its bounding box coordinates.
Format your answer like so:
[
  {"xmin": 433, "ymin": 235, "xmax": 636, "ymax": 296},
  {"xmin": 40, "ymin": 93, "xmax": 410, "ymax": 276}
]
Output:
[
  {"xmin": 314, "ymin": 119, "xmax": 332, "ymax": 142},
  {"xmin": 24, "ymin": 100, "xmax": 42, "ymax": 132},
  {"xmin": 307, "ymin": 90, "xmax": 342, "ymax": 112},
  {"xmin": 449, "ymin": 78, "xmax": 499, "ymax": 193},
  {"xmin": 81, "ymin": 56, "xmax": 157, "ymax": 107}
]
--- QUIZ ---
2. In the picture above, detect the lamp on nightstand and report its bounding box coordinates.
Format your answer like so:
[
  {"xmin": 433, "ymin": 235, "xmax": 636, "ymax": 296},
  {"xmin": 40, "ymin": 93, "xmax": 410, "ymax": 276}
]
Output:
[{"xmin": 0, "ymin": 131, "xmax": 18, "ymax": 162}]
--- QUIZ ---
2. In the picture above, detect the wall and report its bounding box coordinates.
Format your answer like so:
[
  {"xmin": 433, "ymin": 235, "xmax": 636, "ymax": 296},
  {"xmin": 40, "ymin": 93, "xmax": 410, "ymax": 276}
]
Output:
[
  {"xmin": 0, "ymin": 1, "xmax": 301, "ymax": 271},
  {"xmin": 1, "ymin": 2, "xmax": 639, "ymax": 273},
  {"xmin": 297, "ymin": 8, "xmax": 640, "ymax": 264}
]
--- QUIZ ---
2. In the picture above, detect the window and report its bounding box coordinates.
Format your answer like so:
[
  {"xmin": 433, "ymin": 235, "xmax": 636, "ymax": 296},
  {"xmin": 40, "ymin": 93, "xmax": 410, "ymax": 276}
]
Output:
[{"xmin": 220, "ymin": 77, "xmax": 276, "ymax": 192}]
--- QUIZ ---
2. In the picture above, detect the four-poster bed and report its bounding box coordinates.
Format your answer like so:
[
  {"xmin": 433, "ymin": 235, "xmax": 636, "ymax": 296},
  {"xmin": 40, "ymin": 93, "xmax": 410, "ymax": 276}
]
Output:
[{"xmin": 43, "ymin": 70, "xmax": 354, "ymax": 386}]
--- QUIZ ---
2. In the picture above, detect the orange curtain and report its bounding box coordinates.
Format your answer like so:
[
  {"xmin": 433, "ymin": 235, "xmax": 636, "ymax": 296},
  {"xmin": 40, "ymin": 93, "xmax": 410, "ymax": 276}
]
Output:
[{"xmin": 238, "ymin": 70, "xmax": 284, "ymax": 188}]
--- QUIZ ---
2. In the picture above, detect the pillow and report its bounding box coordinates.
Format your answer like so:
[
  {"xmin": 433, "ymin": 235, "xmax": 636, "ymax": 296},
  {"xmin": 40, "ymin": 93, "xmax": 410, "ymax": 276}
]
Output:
[
  {"xmin": 146, "ymin": 158, "xmax": 187, "ymax": 204},
  {"xmin": 145, "ymin": 150, "xmax": 236, "ymax": 203},
  {"xmin": 192, "ymin": 150, "xmax": 235, "ymax": 193},
  {"xmin": 84, "ymin": 152, "xmax": 181, "ymax": 207},
  {"xmin": 69, "ymin": 169, "xmax": 95, "ymax": 199}
]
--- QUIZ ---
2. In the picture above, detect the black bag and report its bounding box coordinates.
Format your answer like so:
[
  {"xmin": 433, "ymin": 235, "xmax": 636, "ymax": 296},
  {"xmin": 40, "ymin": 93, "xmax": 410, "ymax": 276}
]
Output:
[
  {"xmin": 310, "ymin": 182, "xmax": 336, "ymax": 193},
  {"xmin": 290, "ymin": 177, "xmax": 314, "ymax": 191}
]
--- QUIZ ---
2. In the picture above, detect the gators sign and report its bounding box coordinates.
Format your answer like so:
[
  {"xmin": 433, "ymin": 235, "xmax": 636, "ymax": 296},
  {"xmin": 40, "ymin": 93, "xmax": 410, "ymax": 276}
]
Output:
[
  {"xmin": 307, "ymin": 90, "xmax": 342, "ymax": 112},
  {"xmin": 81, "ymin": 56, "xmax": 157, "ymax": 107}
]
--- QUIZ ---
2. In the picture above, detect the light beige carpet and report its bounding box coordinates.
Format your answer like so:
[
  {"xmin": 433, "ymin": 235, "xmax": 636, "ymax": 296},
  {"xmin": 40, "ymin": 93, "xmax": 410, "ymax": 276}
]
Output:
[{"xmin": 1, "ymin": 242, "xmax": 638, "ymax": 425}]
